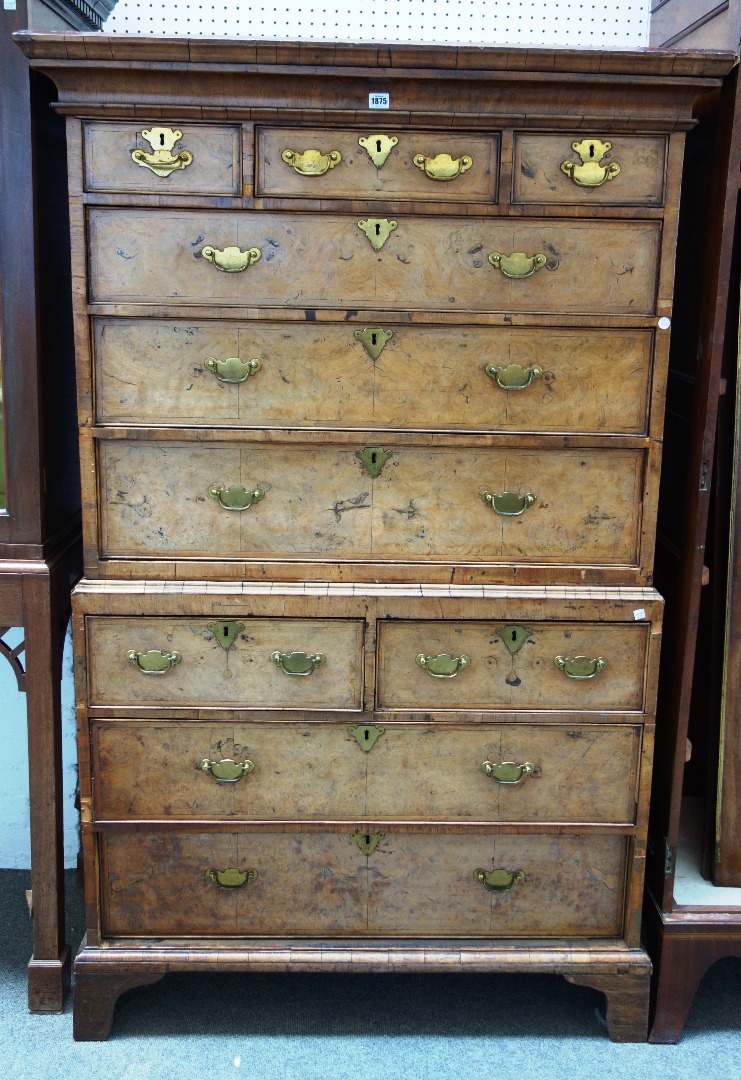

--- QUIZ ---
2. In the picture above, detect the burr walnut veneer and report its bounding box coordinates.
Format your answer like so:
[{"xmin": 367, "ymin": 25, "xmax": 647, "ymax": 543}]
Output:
[{"xmin": 15, "ymin": 33, "xmax": 735, "ymax": 1041}]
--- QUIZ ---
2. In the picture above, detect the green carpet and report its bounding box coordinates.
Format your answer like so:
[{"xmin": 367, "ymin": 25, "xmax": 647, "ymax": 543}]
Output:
[{"xmin": 1, "ymin": 870, "xmax": 739, "ymax": 1079}]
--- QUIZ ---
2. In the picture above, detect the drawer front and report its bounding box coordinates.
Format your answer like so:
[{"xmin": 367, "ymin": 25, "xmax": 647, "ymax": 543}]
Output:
[
  {"xmin": 376, "ymin": 620, "xmax": 649, "ymax": 711},
  {"xmin": 257, "ymin": 127, "xmax": 499, "ymax": 200},
  {"xmin": 84, "ymin": 122, "xmax": 243, "ymax": 194},
  {"xmin": 93, "ymin": 317, "xmax": 653, "ymax": 436},
  {"xmin": 99, "ymin": 830, "xmax": 626, "ymax": 938},
  {"xmin": 98, "ymin": 440, "xmax": 645, "ymax": 567},
  {"xmin": 87, "ymin": 208, "xmax": 660, "ymax": 315},
  {"xmin": 86, "ymin": 617, "xmax": 364, "ymax": 709},
  {"xmin": 92, "ymin": 721, "xmax": 642, "ymax": 824},
  {"xmin": 513, "ymin": 134, "xmax": 667, "ymax": 206}
]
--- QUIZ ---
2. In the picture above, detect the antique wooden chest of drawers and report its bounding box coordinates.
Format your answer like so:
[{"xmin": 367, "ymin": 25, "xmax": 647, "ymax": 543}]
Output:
[{"xmin": 16, "ymin": 32, "xmax": 734, "ymax": 1041}]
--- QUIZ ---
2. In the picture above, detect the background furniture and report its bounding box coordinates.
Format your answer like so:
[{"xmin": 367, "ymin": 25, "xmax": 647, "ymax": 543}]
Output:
[
  {"xmin": 17, "ymin": 32, "xmax": 733, "ymax": 1041},
  {"xmin": 646, "ymin": 63, "xmax": 741, "ymax": 1043},
  {"xmin": 0, "ymin": 0, "xmax": 118, "ymax": 1010}
]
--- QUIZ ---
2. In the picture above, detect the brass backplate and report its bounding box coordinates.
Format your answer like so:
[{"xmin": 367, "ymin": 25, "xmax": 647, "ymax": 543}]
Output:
[
  {"xmin": 495, "ymin": 625, "xmax": 532, "ymax": 655},
  {"xmin": 207, "ymin": 621, "xmax": 245, "ymax": 651},
  {"xmin": 348, "ymin": 724, "xmax": 385, "ymax": 752},
  {"xmin": 352, "ymin": 830, "xmax": 384, "ymax": 855}
]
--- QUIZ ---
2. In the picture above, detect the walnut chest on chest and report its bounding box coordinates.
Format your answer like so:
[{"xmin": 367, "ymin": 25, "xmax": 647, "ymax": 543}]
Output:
[{"xmin": 16, "ymin": 31, "xmax": 734, "ymax": 1041}]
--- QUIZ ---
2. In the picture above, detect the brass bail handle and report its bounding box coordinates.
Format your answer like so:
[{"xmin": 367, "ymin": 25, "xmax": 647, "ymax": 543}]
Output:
[
  {"xmin": 201, "ymin": 246, "xmax": 262, "ymax": 273},
  {"xmin": 200, "ymin": 757, "xmax": 255, "ymax": 782},
  {"xmin": 481, "ymin": 490, "xmax": 536, "ymax": 517},
  {"xmin": 208, "ymin": 484, "xmax": 266, "ymax": 511},
  {"xmin": 553, "ymin": 655, "xmax": 607, "ymax": 679},
  {"xmin": 474, "ymin": 868, "xmax": 525, "ymax": 893},
  {"xmin": 205, "ymin": 356, "xmax": 262, "ymax": 384},
  {"xmin": 126, "ymin": 648, "xmax": 181, "ymax": 674},
  {"xmin": 416, "ymin": 652, "xmax": 470, "ymax": 678},
  {"xmin": 205, "ymin": 867, "xmax": 258, "ymax": 889},
  {"xmin": 485, "ymin": 363, "xmax": 543, "ymax": 391},
  {"xmin": 481, "ymin": 760, "xmax": 536, "ymax": 785},
  {"xmin": 271, "ymin": 651, "xmax": 325, "ymax": 675}
]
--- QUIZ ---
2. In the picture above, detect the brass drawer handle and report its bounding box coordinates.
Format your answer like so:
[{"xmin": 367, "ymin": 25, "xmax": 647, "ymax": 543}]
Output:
[
  {"xmin": 412, "ymin": 152, "xmax": 473, "ymax": 180},
  {"xmin": 488, "ymin": 251, "xmax": 547, "ymax": 279},
  {"xmin": 485, "ymin": 363, "xmax": 543, "ymax": 390},
  {"xmin": 201, "ymin": 245, "xmax": 262, "ymax": 273},
  {"xmin": 205, "ymin": 356, "xmax": 262, "ymax": 384},
  {"xmin": 561, "ymin": 139, "xmax": 621, "ymax": 188},
  {"xmin": 416, "ymin": 652, "xmax": 470, "ymax": 678},
  {"xmin": 270, "ymin": 650, "xmax": 325, "ymax": 675},
  {"xmin": 205, "ymin": 867, "xmax": 257, "ymax": 889},
  {"xmin": 200, "ymin": 757, "xmax": 255, "ymax": 782},
  {"xmin": 281, "ymin": 148, "xmax": 342, "ymax": 175},
  {"xmin": 126, "ymin": 648, "xmax": 181, "ymax": 674},
  {"xmin": 131, "ymin": 127, "xmax": 193, "ymax": 177},
  {"xmin": 481, "ymin": 760, "xmax": 535, "ymax": 785},
  {"xmin": 481, "ymin": 490, "xmax": 536, "ymax": 516},
  {"xmin": 554, "ymin": 655, "xmax": 607, "ymax": 679},
  {"xmin": 208, "ymin": 484, "xmax": 265, "ymax": 511},
  {"xmin": 474, "ymin": 868, "xmax": 525, "ymax": 893}
]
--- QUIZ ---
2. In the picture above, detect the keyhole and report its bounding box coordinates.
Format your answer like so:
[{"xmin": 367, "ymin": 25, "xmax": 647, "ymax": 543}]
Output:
[
  {"xmin": 223, "ymin": 627, "xmax": 229, "ymax": 639},
  {"xmin": 511, "ymin": 630, "xmax": 517, "ymax": 643},
  {"xmin": 365, "ymin": 834, "xmax": 371, "ymax": 846},
  {"xmin": 375, "ymin": 223, "xmax": 381, "ymax": 236},
  {"xmin": 376, "ymin": 139, "xmax": 382, "ymax": 153},
  {"xmin": 371, "ymin": 452, "xmax": 377, "ymax": 465},
  {"xmin": 364, "ymin": 729, "xmax": 370, "ymax": 741},
  {"xmin": 160, "ymin": 133, "xmax": 166, "ymax": 147},
  {"xmin": 371, "ymin": 333, "xmax": 377, "ymax": 346},
  {"xmin": 589, "ymin": 143, "xmax": 595, "ymax": 158}
]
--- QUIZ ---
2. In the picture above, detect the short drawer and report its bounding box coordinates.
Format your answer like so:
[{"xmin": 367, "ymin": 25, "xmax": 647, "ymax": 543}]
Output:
[
  {"xmin": 376, "ymin": 620, "xmax": 650, "ymax": 712},
  {"xmin": 513, "ymin": 133, "xmax": 667, "ymax": 206},
  {"xmin": 92, "ymin": 720, "xmax": 642, "ymax": 825},
  {"xmin": 93, "ymin": 317, "xmax": 654, "ymax": 437},
  {"xmin": 99, "ymin": 829, "xmax": 627, "ymax": 938},
  {"xmin": 257, "ymin": 126, "xmax": 499, "ymax": 200},
  {"xmin": 86, "ymin": 617, "xmax": 364, "ymax": 710},
  {"xmin": 97, "ymin": 439, "xmax": 645, "ymax": 568},
  {"xmin": 87, "ymin": 208, "xmax": 661, "ymax": 315},
  {"xmin": 83, "ymin": 122, "xmax": 243, "ymax": 195}
]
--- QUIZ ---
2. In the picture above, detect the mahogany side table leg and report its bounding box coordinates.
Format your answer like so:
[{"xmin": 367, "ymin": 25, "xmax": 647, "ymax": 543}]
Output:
[{"xmin": 23, "ymin": 568, "xmax": 70, "ymax": 1012}]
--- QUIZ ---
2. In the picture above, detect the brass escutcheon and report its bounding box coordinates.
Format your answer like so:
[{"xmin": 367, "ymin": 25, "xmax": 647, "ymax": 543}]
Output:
[
  {"xmin": 561, "ymin": 139, "xmax": 621, "ymax": 188},
  {"xmin": 205, "ymin": 867, "xmax": 258, "ymax": 889},
  {"xmin": 495, "ymin": 625, "xmax": 533, "ymax": 655},
  {"xmin": 413, "ymin": 152, "xmax": 473, "ymax": 180},
  {"xmin": 358, "ymin": 134, "xmax": 398, "ymax": 168},
  {"xmin": 131, "ymin": 127, "xmax": 193, "ymax": 177},
  {"xmin": 474, "ymin": 867, "xmax": 525, "ymax": 893},
  {"xmin": 207, "ymin": 621, "xmax": 245, "ymax": 651},
  {"xmin": 205, "ymin": 356, "xmax": 262, "ymax": 384},
  {"xmin": 481, "ymin": 760, "xmax": 536, "ymax": 785},
  {"xmin": 356, "ymin": 447, "xmax": 393, "ymax": 477},
  {"xmin": 281, "ymin": 148, "xmax": 342, "ymax": 175},
  {"xmin": 200, "ymin": 757, "xmax": 255, "ymax": 782},
  {"xmin": 481, "ymin": 490, "xmax": 537, "ymax": 517},
  {"xmin": 554, "ymin": 655, "xmax": 607, "ymax": 679},
  {"xmin": 208, "ymin": 484, "xmax": 265, "ymax": 511},
  {"xmin": 355, "ymin": 327, "xmax": 393, "ymax": 359},
  {"xmin": 488, "ymin": 251, "xmax": 547, "ymax": 279},
  {"xmin": 126, "ymin": 648, "xmax": 181, "ymax": 674},
  {"xmin": 271, "ymin": 651, "xmax": 325, "ymax": 675},
  {"xmin": 416, "ymin": 652, "xmax": 470, "ymax": 678},
  {"xmin": 348, "ymin": 724, "xmax": 385, "ymax": 752},
  {"xmin": 352, "ymin": 830, "xmax": 384, "ymax": 855},
  {"xmin": 485, "ymin": 363, "xmax": 543, "ymax": 390},
  {"xmin": 357, "ymin": 218, "xmax": 397, "ymax": 250},
  {"xmin": 201, "ymin": 246, "xmax": 262, "ymax": 273}
]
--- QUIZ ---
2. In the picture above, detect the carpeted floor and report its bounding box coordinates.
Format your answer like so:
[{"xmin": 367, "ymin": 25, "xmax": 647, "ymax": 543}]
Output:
[{"xmin": 1, "ymin": 869, "xmax": 739, "ymax": 1079}]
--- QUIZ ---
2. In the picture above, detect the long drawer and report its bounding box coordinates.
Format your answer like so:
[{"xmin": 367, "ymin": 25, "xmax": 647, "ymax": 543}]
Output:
[
  {"xmin": 91, "ymin": 720, "xmax": 642, "ymax": 824},
  {"xmin": 99, "ymin": 830, "xmax": 627, "ymax": 938},
  {"xmin": 87, "ymin": 208, "xmax": 661, "ymax": 314},
  {"xmin": 92, "ymin": 317, "xmax": 654, "ymax": 435},
  {"xmin": 96, "ymin": 439, "xmax": 645, "ymax": 567}
]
